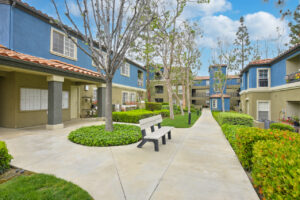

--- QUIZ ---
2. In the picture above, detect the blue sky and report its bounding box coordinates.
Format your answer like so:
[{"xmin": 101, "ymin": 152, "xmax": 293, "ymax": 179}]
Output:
[{"xmin": 23, "ymin": 0, "xmax": 299, "ymax": 75}]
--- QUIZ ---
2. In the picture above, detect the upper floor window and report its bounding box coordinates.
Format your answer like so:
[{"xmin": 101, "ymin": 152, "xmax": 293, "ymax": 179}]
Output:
[
  {"xmin": 257, "ymin": 69, "xmax": 270, "ymax": 87},
  {"xmin": 212, "ymin": 99, "xmax": 218, "ymax": 109},
  {"xmin": 50, "ymin": 28, "xmax": 77, "ymax": 60},
  {"xmin": 121, "ymin": 62, "xmax": 130, "ymax": 77},
  {"xmin": 155, "ymin": 85, "xmax": 164, "ymax": 94},
  {"xmin": 178, "ymin": 85, "xmax": 183, "ymax": 94},
  {"xmin": 206, "ymin": 80, "xmax": 209, "ymax": 86},
  {"xmin": 138, "ymin": 70, "xmax": 143, "ymax": 87},
  {"xmin": 92, "ymin": 51, "xmax": 107, "ymax": 67}
]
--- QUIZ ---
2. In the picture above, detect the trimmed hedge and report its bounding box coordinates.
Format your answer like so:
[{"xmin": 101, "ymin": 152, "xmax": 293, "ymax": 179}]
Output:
[
  {"xmin": 145, "ymin": 102, "xmax": 162, "ymax": 111},
  {"xmin": 270, "ymin": 122, "xmax": 295, "ymax": 132},
  {"xmin": 221, "ymin": 124, "xmax": 246, "ymax": 151},
  {"xmin": 112, "ymin": 109, "xmax": 154, "ymax": 123},
  {"xmin": 218, "ymin": 112, "xmax": 254, "ymax": 127},
  {"xmin": 68, "ymin": 124, "xmax": 142, "ymax": 146},
  {"xmin": 112, "ymin": 109, "xmax": 170, "ymax": 123},
  {"xmin": 236, "ymin": 127, "xmax": 299, "ymax": 170},
  {"xmin": 0, "ymin": 141, "xmax": 13, "ymax": 175},
  {"xmin": 252, "ymin": 140, "xmax": 300, "ymax": 200}
]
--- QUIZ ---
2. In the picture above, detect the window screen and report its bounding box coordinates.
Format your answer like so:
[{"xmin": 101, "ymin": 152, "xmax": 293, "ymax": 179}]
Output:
[{"xmin": 258, "ymin": 69, "xmax": 269, "ymax": 87}]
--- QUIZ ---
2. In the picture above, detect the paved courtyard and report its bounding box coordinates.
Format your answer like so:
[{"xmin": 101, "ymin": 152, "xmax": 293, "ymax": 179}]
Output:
[{"xmin": 0, "ymin": 110, "xmax": 259, "ymax": 200}]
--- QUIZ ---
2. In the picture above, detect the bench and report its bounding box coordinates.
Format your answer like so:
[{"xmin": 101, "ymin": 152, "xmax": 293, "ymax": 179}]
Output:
[{"xmin": 137, "ymin": 115, "xmax": 173, "ymax": 152}]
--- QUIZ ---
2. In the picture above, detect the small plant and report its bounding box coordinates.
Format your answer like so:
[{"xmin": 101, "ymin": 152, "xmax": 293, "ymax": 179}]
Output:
[
  {"xmin": 145, "ymin": 102, "xmax": 162, "ymax": 111},
  {"xmin": 218, "ymin": 112, "xmax": 254, "ymax": 127},
  {"xmin": 0, "ymin": 141, "xmax": 13, "ymax": 175},
  {"xmin": 69, "ymin": 124, "xmax": 142, "ymax": 146},
  {"xmin": 270, "ymin": 123, "xmax": 295, "ymax": 132}
]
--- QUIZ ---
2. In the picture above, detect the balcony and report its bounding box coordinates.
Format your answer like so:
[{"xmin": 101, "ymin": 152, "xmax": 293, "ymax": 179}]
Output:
[
  {"xmin": 285, "ymin": 71, "xmax": 300, "ymax": 84},
  {"xmin": 192, "ymin": 93, "xmax": 209, "ymax": 98}
]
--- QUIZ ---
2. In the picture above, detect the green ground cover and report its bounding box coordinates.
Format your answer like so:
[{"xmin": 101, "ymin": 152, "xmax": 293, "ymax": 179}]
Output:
[{"xmin": 161, "ymin": 112, "xmax": 201, "ymax": 128}]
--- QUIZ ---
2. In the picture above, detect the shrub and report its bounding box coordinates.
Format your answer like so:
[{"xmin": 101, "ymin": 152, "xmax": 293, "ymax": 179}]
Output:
[
  {"xmin": 162, "ymin": 102, "xmax": 169, "ymax": 105},
  {"xmin": 236, "ymin": 127, "xmax": 299, "ymax": 170},
  {"xmin": 270, "ymin": 122, "xmax": 295, "ymax": 132},
  {"xmin": 69, "ymin": 124, "xmax": 142, "ymax": 146},
  {"xmin": 112, "ymin": 109, "xmax": 154, "ymax": 123},
  {"xmin": 162, "ymin": 105, "xmax": 169, "ymax": 110},
  {"xmin": 183, "ymin": 107, "xmax": 196, "ymax": 113},
  {"xmin": 145, "ymin": 102, "xmax": 162, "ymax": 111},
  {"xmin": 218, "ymin": 112, "xmax": 254, "ymax": 127},
  {"xmin": 221, "ymin": 124, "xmax": 246, "ymax": 151},
  {"xmin": 212, "ymin": 111, "xmax": 221, "ymax": 124},
  {"xmin": 252, "ymin": 140, "xmax": 300, "ymax": 200},
  {"xmin": 153, "ymin": 109, "xmax": 170, "ymax": 117},
  {"xmin": 0, "ymin": 141, "xmax": 13, "ymax": 175}
]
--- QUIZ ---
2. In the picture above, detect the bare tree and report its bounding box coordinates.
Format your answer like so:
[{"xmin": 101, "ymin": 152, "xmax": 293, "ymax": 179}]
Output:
[{"xmin": 51, "ymin": 0, "xmax": 155, "ymax": 131}]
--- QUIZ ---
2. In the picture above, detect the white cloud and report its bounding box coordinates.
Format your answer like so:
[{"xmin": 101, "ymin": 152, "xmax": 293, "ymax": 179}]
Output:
[{"xmin": 197, "ymin": 11, "xmax": 289, "ymax": 48}]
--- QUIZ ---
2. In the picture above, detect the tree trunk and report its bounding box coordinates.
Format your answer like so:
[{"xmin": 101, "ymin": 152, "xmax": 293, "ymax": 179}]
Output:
[
  {"xmin": 166, "ymin": 79, "xmax": 174, "ymax": 120},
  {"xmin": 146, "ymin": 66, "xmax": 151, "ymax": 102},
  {"xmin": 221, "ymin": 95, "xmax": 225, "ymax": 112},
  {"xmin": 105, "ymin": 78, "xmax": 113, "ymax": 131},
  {"xmin": 174, "ymin": 93, "xmax": 184, "ymax": 115},
  {"xmin": 181, "ymin": 78, "xmax": 186, "ymax": 109},
  {"xmin": 186, "ymin": 68, "xmax": 190, "ymax": 113}
]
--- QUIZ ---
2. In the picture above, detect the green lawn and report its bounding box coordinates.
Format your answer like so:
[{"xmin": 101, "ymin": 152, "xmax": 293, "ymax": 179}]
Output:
[
  {"xmin": 0, "ymin": 174, "xmax": 93, "ymax": 200},
  {"xmin": 161, "ymin": 112, "xmax": 201, "ymax": 128}
]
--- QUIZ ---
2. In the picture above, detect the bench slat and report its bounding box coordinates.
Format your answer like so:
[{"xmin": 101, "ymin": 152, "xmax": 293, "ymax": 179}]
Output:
[{"xmin": 139, "ymin": 115, "xmax": 162, "ymax": 130}]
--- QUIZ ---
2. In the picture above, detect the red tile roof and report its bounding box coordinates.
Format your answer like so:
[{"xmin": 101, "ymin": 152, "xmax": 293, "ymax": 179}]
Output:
[
  {"xmin": 0, "ymin": 44, "xmax": 102, "ymax": 79},
  {"xmin": 210, "ymin": 94, "xmax": 230, "ymax": 98},
  {"xmin": 248, "ymin": 59, "xmax": 273, "ymax": 65},
  {"xmin": 227, "ymin": 75, "xmax": 240, "ymax": 79},
  {"xmin": 194, "ymin": 76, "xmax": 209, "ymax": 80}
]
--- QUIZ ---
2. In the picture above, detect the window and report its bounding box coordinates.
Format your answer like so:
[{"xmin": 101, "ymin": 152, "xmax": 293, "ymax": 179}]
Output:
[
  {"xmin": 206, "ymin": 80, "xmax": 209, "ymax": 86},
  {"xmin": 138, "ymin": 70, "xmax": 143, "ymax": 87},
  {"xmin": 92, "ymin": 51, "xmax": 107, "ymax": 67},
  {"xmin": 121, "ymin": 62, "xmax": 130, "ymax": 77},
  {"xmin": 257, "ymin": 69, "xmax": 269, "ymax": 87},
  {"xmin": 212, "ymin": 99, "xmax": 218, "ymax": 109},
  {"xmin": 257, "ymin": 101, "xmax": 270, "ymax": 121},
  {"xmin": 62, "ymin": 91, "xmax": 69, "ymax": 109},
  {"xmin": 20, "ymin": 88, "xmax": 68, "ymax": 111},
  {"xmin": 206, "ymin": 100, "xmax": 210, "ymax": 105},
  {"xmin": 51, "ymin": 28, "xmax": 77, "ymax": 60},
  {"xmin": 122, "ymin": 92, "xmax": 129, "ymax": 104},
  {"xmin": 155, "ymin": 98, "xmax": 163, "ymax": 103},
  {"xmin": 92, "ymin": 88, "xmax": 97, "ymax": 102},
  {"xmin": 130, "ymin": 92, "xmax": 136, "ymax": 103},
  {"xmin": 155, "ymin": 86, "xmax": 164, "ymax": 94},
  {"xmin": 172, "ymin": 85, "xmax": 176, "ymax": 91},
  {"xmin": 178, "ymin": 85, "xmax": 183, "ymax": 94},
  {"xmin": 206, "ymin": 90, "xmax": 209, "ymax": 97}
]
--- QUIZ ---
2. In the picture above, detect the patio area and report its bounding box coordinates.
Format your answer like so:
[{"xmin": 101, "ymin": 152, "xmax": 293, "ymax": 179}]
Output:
[{"xmin": 0, "ymin": 110, "xmax": 258, "ymax": 200}]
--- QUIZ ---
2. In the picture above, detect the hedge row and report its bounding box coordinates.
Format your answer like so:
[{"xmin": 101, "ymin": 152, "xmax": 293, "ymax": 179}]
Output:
[
  {"xmin": 112, "ymin": 109, "xmax": 170, "ymax": 123},
  {"xmin": 218, "ymin": 112, "xmax": 254, "ymax": 127},
  {"xmin": 252, "ymin": 140, "xmax": 300, "ymax": 200},
  {"xmin": 221, "ymin": 124, "xmax": 246, "ymax": 151},
  {"xmin": 145, "ymin": 102, "xmax": 162, "ymax": 111},
  {"xmin": 0, "ymin": 141, "xmax": 12, "ymax": 175},
  {"xmin": 270, "ymin": 122, "xmax": 295, "ymax": 132},
  {"xmin": 235, "ymin": 127, "xmax": 299, "ymax": 170}
]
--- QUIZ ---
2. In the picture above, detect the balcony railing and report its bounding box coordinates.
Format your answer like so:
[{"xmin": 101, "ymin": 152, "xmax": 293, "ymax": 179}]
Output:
[
  {"xmin": 192, "ymin": 93, "xmax": 209, "ymax": 97},
  {"xmin": 285, "ymin": 71, "xmax": 300, "ymax": 83}
]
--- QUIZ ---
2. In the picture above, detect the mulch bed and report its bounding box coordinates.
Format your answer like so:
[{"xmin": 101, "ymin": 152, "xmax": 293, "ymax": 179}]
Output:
[{"xmin": 0, "ymin": 166, "xmax": 33, "ymax": 184}]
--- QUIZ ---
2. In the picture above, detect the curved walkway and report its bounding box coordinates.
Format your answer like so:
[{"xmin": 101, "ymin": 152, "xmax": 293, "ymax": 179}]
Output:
[{"xmin": 0, "ymin": 110, "xmax": 258, "ymax": 200}]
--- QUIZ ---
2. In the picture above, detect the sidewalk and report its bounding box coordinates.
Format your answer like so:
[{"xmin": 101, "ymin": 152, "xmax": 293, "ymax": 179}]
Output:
[{"xmin": 0, "ymin": 110, "xmax": 259, "ymax": 200}]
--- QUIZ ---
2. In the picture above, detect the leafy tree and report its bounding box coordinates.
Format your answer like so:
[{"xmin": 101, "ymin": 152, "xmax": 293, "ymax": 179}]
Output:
[
  {"xmin": 234, "ymin": 17, "xmax": 252, "ymax": 69},
  {"xmin": 288, "ymin": 5, "xmax": 300, "ymax": 46}
]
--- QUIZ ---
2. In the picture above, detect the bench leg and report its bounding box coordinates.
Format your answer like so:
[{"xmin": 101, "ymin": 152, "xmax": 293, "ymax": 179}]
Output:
[
  {"xmin": 168, "ymin": 131, "xmax": 171, "ymax": 139},
  {"xmin": 162, "ymin": 135, "xmax": 166, "ymax": 145},
  {"xmin": 137, "ymin": 139, "xmax": 147, "ymax": 148},
  {"xmin": 154, "ymin": 140, "xmax": 159, "ymax": 152}
]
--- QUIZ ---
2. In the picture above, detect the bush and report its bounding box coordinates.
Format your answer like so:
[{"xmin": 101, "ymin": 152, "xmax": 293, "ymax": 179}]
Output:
[
  {"xmin": 252, "ymin": 140, "xmax": 300, "ymax": 200},
  {"xmin": 218, "ymin": 112, "xmax": 254, "ymax": 127},
  {"xmin": 236, "ymin": 127, "xmax": 299, "ymax": 170},
  {"xmin": 212, "ymin": 111, "xmax": 221, "ymax": 124},
  {"xmin": 221, "ymin": 124, "xmax": 246, "ymax": 151},
  {"xmin": 69, "ymin": 124, "xmax": 142, "ymax": 146},
  {"xmin": 162, "ymin": 102, "xmax": 169, "ymax": 105},
  {"xmin": 145, "ymin": 102, "xmax": 162, "ymax": 111},
  {"xmin": 162, "ymin": 105, "xmax": 169, "ymax": 110},
  {"xmin": 270, "ymin": 122, "xmax": 295, "ymax": 132},
  {"xmin": 153, "ymin": 109, "xmax": 170, "ymax": 117},
  {"xmin": 112, "ymin": 109, "xmax": 154, "ymax": 123},
  {"xmin": 183, "ymin": 107, "xmax": 196, "ymax": 113},
  {"xmin": 0, "ymin": 141, "xmax": 13, "ymax": 175}
]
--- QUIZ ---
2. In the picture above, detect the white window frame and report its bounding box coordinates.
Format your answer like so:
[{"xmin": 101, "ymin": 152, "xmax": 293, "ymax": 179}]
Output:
[
  {"xmin": 256, "ymin": 100, "xmax": 271, "ymax": 121},
  {"xmin": 256, "ymin": 68, "xmax": 271, "ymax": 88},
  {"xmin": 50, "ymin": 28, "xmax": 77, "ymax": 60},
  {"xmin": 62, "ymin": 91, "xmax": 69, "ymax": 109},
  {"xmin": 137, "ymin": 70, "xmax": 144, "ymax": 87},
  {"xmin": 178, "ymin": 85, "xmax": 183, "ymax": 94},
  {"xmin": 206, "ymin": 80, "xmax": 209, "ymax": 86},
  {"xmin": 120, "ymin": 62, "xmax": 130, "ymax": 77},
  {"xmin": 130, "ymin": 92, "xmax": 136, "ymax": 103},
  {"xmin": 212, "ymin": 99, "xmax": 218, "ymax": 109},
  {"xmin": 122, "ymin": 91, "xmax": 129, "ymax": 104}
]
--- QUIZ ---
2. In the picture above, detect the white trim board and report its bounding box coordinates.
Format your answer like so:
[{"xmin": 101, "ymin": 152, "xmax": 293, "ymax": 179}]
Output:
[{"xmin": 113, "ymin": 83, "xmax": 146, "ymax": 92}]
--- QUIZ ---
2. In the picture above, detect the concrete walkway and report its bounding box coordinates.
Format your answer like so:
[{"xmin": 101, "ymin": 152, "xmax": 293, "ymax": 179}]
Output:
[{"xmin": 0, "ymin": 110, "xmax": 259, "ymax": 200}]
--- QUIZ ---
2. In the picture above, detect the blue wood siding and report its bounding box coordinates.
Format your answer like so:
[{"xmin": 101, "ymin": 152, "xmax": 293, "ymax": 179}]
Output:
[
  {"xmin": 0, "ymin": 4, "xmax": 11, "ymax": 48},
  {"xmin": 210, "ymin": 98, "xmax": 230, "ymax": 111},
  {"xmin": 209, "ymin": 66, "xmax": 227, "ymax": 95},
  {"xmin": 193, "ymin": 79, "xmax": 208, "ymax": 87},
  {"xmin": 6, "ymin": 6, "xmax": 145, "ymax": 89}
]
